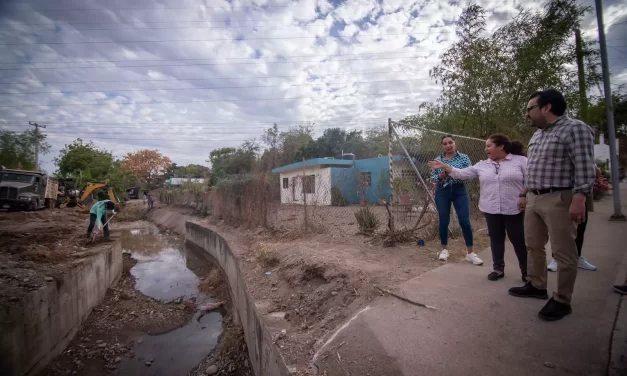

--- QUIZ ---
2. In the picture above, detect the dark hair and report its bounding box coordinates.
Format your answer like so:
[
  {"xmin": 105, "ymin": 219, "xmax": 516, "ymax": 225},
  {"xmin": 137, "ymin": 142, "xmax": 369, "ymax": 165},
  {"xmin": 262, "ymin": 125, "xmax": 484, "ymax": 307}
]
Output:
[
  {"xmin": 105, "ymin": 201, "xmax": 116, "ymax": 210},
  {"xmin": 488, "ymin": 133, "xmax": 526, "ymax": 156},
  {"xmin": 529, "ymin": 89, "xmax": 567, "ymax": 116},
  {"xmin": 441, "ymin": 134, "xmax": 455, "ymax": 142}
]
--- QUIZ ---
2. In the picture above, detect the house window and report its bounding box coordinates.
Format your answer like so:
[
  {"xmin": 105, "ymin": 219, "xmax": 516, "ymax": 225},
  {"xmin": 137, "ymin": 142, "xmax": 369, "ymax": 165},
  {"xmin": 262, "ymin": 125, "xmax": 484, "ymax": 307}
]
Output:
[
  {"xmin": 303, "ymin": 175, "xmax": 315, "ymax": 194},
  {"xmin": 360, "ymin": 172, "xmax": 372, "ymax": 187},
  {"xmin": 282, "ymin": 177, "xmax": 289, "ymax": 189}
]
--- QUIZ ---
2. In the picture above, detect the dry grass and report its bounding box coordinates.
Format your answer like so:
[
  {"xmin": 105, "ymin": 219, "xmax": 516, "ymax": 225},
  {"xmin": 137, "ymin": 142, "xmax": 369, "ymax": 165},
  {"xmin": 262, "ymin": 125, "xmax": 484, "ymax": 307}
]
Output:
[{"xmin": 255, "ymin": 242, "xmax": 280, "ymax": 267}]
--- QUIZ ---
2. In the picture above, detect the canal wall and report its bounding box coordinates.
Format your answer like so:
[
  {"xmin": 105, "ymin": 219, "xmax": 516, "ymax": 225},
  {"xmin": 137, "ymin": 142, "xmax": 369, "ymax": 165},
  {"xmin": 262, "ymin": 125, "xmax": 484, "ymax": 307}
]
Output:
[
  {"xmin": 0, "ymin": 240, "xmax": 123, "ymax": 376},
  {"xmin": 147, "ymin": 208, "xmax": 291, "ymax": 376}
]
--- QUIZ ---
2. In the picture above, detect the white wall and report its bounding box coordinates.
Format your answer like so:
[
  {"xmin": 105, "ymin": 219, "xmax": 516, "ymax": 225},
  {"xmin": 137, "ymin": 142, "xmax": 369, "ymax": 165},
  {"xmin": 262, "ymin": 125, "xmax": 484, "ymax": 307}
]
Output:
[
  {"xmin": 594, "ymin": 134, "xmax": 619, "ymax": 164},
  {"xmin": 279, "ymin": 166, "xmax": 332, "ymax": 206}
]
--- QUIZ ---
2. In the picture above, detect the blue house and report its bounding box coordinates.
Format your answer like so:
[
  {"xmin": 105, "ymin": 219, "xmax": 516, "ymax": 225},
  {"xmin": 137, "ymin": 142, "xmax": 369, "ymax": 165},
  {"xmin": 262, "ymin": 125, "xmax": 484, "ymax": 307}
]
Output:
[{"xmin": 272, "ymin": 157, "xmax": 391, "ymax": 206}]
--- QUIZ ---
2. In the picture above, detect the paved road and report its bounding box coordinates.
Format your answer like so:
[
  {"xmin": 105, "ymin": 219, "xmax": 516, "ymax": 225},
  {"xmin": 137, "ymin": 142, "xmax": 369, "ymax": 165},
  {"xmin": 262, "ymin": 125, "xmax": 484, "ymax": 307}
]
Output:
[{"xmin": 315, "ymin": 184, "xmax": 627, "ymax": 376}]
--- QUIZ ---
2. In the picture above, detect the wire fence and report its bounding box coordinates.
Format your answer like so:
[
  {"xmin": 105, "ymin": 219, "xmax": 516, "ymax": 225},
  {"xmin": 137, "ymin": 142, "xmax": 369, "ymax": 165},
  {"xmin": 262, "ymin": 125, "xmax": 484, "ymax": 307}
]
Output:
[
  {"xmin": 389, "ymin": 120, "xmax": 488, "ymax": 238},
  {"xmin": 157, "ymin": 121, "xmax": 489, "ymax": 245}
]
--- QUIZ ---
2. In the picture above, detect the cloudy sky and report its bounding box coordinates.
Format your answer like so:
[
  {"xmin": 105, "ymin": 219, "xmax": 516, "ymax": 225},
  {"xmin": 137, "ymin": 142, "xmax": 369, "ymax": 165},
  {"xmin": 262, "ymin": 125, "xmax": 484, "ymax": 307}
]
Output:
[{"xmin": 0, "ymin": 0, "xmax": 626, "ymax": 173}]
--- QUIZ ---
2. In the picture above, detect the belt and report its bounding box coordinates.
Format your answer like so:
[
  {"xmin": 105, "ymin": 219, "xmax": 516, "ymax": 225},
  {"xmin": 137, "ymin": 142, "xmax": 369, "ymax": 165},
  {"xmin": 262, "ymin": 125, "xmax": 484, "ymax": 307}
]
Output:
[{"xmin": 529, "ymin": 187, "xmax": 572, "ymax": 195}]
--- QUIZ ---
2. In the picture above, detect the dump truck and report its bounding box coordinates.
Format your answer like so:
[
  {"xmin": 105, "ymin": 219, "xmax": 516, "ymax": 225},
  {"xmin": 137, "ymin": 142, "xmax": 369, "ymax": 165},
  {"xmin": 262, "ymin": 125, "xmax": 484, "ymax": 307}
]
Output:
[{"xmin": 0, "ymin": 169, "xmax": 58, "ymax": 211}]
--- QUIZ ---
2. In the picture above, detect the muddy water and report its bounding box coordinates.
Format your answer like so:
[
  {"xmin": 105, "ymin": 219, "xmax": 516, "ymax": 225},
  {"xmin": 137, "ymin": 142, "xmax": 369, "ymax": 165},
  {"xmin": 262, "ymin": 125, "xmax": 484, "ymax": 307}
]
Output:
[{"xmin": 116, "ymin": 226, "xmax": 222, "ymax": 376}]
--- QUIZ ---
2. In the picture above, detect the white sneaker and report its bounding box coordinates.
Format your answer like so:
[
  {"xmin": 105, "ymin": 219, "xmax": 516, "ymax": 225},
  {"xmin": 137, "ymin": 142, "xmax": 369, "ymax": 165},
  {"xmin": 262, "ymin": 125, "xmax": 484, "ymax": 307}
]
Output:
[
  {"xmin": 547, "ymin": 258, "xmax": 558, "ymax": 272},
  {"xmin": 439, "ymin": 249, "xmax": 449, "ymax": 261},
  {"xmin": 465, "ymin": 252, "xmax": 483, "ymax": 265},
  {"xmin": 578, "ymin": 256, "xmax": 597, "ymax": 271}
]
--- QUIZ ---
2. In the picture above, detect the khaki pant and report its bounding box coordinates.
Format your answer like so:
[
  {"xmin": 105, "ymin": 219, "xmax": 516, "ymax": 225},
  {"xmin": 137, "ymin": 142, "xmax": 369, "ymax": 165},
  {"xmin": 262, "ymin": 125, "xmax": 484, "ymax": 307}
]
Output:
[{"xmin": 525, "ymin": 190, "xmax": 578, "ymax": 304}]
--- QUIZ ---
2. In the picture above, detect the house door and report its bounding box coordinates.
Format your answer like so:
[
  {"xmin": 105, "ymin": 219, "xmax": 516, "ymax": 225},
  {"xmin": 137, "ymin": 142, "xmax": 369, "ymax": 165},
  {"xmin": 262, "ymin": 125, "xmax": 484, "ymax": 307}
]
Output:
[{"xmin": 291, "ymin": 177, "xmax": 296, "ymax": 201}]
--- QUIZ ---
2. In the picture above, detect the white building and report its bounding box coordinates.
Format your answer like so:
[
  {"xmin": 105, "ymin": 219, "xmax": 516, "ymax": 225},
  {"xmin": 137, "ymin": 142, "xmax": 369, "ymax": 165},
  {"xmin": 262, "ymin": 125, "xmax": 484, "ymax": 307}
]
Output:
[{"xmin": 594, "ymin": 133, "xmax": 619, "ymax": 164}]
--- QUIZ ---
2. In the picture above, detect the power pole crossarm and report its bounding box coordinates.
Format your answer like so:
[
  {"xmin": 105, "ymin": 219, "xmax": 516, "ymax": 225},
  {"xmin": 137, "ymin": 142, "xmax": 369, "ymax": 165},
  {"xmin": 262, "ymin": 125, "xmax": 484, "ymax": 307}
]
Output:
[{"xmin": 28, "ymin": 121, "xmax": 46, "ymax": 172}]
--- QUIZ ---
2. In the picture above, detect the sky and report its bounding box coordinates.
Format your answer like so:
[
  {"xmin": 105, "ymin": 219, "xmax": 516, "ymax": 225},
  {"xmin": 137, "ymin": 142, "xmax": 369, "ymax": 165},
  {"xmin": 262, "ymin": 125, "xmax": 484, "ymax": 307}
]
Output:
[{"xmin": 0, "ymin": 0, "xmax": 626, "ymax": 174}]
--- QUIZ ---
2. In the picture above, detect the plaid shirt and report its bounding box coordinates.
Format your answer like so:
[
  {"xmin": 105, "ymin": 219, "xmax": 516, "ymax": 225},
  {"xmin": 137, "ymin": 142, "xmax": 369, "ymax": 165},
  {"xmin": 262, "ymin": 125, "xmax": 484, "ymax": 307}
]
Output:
[
  {"xmin": 527, "ymin": 116, "xmax": 595, "ymax": 195},
  {"xmin": 430, "ymin": 152, "xmax": 472, "ymax": 188}
]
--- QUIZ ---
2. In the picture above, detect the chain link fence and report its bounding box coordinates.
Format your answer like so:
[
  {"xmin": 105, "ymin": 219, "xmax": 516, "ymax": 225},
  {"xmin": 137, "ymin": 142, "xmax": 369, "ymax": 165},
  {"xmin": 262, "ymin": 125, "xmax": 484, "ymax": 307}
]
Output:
[
  {"xmin": 389, "ymin": 120, "xmax": 488, "ymax": 237},
  {"xmin": 158, "ymin": 121, "xmax": 489, "ymax": 245}
]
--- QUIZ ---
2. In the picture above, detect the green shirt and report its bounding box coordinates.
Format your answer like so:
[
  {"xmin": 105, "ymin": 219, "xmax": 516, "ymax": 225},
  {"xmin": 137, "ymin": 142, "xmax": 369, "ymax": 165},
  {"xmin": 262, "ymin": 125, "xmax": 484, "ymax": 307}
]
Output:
[{"xmin": 89, "ymin": 200, "xmax": 111, "ymax": 228}]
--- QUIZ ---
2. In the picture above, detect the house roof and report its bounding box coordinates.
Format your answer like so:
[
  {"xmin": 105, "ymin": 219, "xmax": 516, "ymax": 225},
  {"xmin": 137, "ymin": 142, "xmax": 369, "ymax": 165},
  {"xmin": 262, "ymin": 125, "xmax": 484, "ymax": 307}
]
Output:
[{"xmin": 272, "ymin": 158, "xmax": 354, "ymax": 174}]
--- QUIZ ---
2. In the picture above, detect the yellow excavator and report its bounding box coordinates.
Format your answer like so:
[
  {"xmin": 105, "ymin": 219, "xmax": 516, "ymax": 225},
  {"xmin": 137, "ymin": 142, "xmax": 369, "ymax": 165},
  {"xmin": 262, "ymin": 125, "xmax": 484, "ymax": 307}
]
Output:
[{"xmin": 58, "ymin": 181, "xmax": 120, "ymax": 208}]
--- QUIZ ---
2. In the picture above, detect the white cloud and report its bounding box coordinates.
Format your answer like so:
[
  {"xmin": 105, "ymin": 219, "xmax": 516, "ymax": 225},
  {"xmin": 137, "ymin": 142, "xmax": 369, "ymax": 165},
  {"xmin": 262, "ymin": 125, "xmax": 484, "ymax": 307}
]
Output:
[{"xmin": 0, "ymin": 0, "xmax": 624, "ymax": 174}]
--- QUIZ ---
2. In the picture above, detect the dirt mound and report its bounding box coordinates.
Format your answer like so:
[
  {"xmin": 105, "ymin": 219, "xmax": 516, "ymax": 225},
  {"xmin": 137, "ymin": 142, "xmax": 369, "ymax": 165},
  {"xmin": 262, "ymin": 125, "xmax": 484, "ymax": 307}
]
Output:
[{"xmin": 0, "ymin": 207, "xmax": 108, "ymax": 304}]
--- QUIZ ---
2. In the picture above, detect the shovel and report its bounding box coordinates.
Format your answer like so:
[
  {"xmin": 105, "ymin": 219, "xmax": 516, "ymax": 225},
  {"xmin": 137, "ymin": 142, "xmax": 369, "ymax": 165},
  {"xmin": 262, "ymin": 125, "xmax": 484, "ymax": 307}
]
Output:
[{"xmin": 92, "ymin": 212, "xmax": 117, "ymax": 241}]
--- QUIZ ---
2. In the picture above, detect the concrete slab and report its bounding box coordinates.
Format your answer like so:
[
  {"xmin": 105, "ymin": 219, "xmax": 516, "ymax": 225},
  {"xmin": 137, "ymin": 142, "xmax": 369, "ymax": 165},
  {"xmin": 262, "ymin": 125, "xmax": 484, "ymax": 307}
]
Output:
[{"xmin": 315, "ymin": 184, "xmax": 627, "ymax": 376}]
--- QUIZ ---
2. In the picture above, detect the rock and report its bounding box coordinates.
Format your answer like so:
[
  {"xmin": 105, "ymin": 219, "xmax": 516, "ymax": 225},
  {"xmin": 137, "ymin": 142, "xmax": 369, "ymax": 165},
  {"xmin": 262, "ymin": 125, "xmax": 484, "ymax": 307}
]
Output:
[
  {"xmin": 23, "ymin": 278, "xmax": 30, "ymax": 282},
  {"xmin": 331, "ymin": 291, "xmax": 338, "ymax": 296},
  {"xmin": 144, "ymin": 361, "xmax": 152, "ymax": 367},
  {"xmin": 45, "ymin": 277, "xmax": 54, "ymax": 282},
  {"xmin": 98, "ymin": 343, "xmax": 107, "ymax": 348},
  {"xmin": 205, "ymin": 365, "xmax": 218, "ymax": 375},
  {"xmin": 244, "ymin": 359, "xmax": 249, "ymax": 368},
  {"xmin": 544, "ymin": 362, "xmax": 556, "ymax": 369},
  {"xmin": 229, "ymin": 364, "xmax": 235, "ymax": 372},
  {"xmin": 114, "ymin": 357, "xmax": 121, "ymax": 363},
  {"xmin": 137, "ymin": 338, "xmax": 143, "ymax": 344},
  {"xmin": 96, "ymin": 340, "xmax": 103, "ymax": 344}
]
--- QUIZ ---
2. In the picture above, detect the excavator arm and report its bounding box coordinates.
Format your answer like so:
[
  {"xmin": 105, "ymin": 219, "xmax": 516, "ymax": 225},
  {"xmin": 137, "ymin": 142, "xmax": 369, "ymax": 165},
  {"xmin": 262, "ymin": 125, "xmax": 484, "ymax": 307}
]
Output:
[{"xmin": 77, "ymin": 181, "xmax": 119, "ymax": 206}]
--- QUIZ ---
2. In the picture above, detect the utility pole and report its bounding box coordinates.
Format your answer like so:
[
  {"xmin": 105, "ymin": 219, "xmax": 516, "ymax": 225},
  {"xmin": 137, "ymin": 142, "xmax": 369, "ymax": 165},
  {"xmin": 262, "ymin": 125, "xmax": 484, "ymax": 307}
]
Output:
[
  {"xmin": 574, "ymin": 28, "xmax": 588, "ymax": 124},
  {"xmin": 28, "ymin": 121, "xmax": 46, "ymax": 171},
  {"xmin": 594, "ymin": 0, "xmax": 625, "ymax": 220}
]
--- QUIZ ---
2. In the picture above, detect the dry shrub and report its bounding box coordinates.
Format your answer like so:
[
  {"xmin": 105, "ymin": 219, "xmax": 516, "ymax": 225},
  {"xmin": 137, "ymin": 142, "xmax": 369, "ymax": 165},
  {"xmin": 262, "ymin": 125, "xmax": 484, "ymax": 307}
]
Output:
[
  {"xmin": 212, "ymin": 174, "xmax": 276, "ymax": 228},
  {"xmin": 158, "ymin": 183, "xmax": 212, "ymax": 216},
  {"xmin": 255, "ymin": 243, "xmax": 280, "ymax": 267},
  {"xmin": 354, "ymin": 206, "xmax": 380, "ymax": 234}
]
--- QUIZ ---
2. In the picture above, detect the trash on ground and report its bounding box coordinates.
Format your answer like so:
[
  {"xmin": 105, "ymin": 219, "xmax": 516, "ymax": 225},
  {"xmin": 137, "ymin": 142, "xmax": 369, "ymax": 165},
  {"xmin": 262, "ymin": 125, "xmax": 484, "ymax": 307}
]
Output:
[{"xmin": 198, "ymin": 301, "xmax": 225, "ymax": 312}]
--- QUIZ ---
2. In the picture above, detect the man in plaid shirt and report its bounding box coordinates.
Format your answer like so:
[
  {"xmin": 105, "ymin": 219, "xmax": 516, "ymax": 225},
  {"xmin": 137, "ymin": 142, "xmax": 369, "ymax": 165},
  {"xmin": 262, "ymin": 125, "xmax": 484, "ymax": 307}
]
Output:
[{"xmin": 508, "ymin": 89, "xmax": 595, "ymax": 321}]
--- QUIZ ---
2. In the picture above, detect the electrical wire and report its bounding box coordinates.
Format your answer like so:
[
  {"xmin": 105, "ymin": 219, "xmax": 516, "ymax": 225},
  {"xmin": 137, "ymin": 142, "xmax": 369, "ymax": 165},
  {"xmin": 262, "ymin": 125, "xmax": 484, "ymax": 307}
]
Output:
[
  {"xmin": 0, "ymin": 78, "xmax": 433, "ymax": 95},
  {"xmin": 0, "ymin": 50, "xmax": 436, "ymax": 65},
  {"xmin": 0, "ymin": 89, "xmax": 420, "ymax": 108},
  {"xmin": 0, "ymin": 31, "xmax": 451, "ymax": 46},
  {"xmin": 0, "ymin": 68, "xmax": 416, "ymax": 85}
]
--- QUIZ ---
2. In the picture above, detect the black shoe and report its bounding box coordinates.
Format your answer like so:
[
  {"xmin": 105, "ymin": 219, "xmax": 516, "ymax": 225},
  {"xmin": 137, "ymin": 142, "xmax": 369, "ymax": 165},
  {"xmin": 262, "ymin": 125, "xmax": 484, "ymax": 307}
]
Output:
[
  {"xmin": 613, "ymin": 285, "xmax": 627, "ymax": 295},
  {"xmin": 508, "ymin": 282, "xmax": 549, "ymax": 299},
  {"xmin": 488, "ymin": 271, "xmax": 504, "ymax": 281},
  {"xmin": 538, "ymin": 298, "xmax": 572, "ymax": 321}
]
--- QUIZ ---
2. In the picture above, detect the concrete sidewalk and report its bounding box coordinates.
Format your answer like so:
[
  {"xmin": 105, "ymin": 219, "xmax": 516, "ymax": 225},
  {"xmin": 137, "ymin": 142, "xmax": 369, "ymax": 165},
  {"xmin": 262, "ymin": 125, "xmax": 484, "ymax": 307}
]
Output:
[{"xmin": 315, "ymin": 184, "xmax": 627, "ymax": 376}]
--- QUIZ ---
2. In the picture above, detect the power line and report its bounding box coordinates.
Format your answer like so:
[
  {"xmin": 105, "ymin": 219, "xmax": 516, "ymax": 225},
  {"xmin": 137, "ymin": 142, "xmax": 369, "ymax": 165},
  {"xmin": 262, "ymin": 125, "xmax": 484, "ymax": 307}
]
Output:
[
  {"xmin": 4, "ymin": 4, "xmax": 294, "ymax": 12},
  {"xmin": 0, "ymin": 118, "xmax": 385, "ymax": 134},
  {"xmin": 0, "ymin": 23, "xmax": 429, "ymax": 32},
  {"xmin": 0, "ymin": 32, "xmax": 442, "ymax": 46},
  {"xmin": 0, "ymin": 89, "xmax": 420, "ymax": 108},
  {"xmin": 0, "ymin": 50, "xmax": 432, "ymax": 65},
  {"xmin": 3, "ymin": 39, "xmax": 626, "ymax": 65},
  {"xmin": 0, "ymin": 68, "xmax": 416, "ymax": 85},
  {"xmin": 0, "ymin": 117, "xmax": 386, "ymax": 125},
  {"xmin": 0, "ymin": 78, "xmax": 432, "ymax": 95},
  {"xmin": 3, "ymin": 53, "xmax": 626, "ymax": 71},
  {"xmin": 0, "ymin": 17, "xmax": 442, "ymax": 28},
  {"xmin": 0, "ymin": 54, "xmax": 434, "ymax": 70}
]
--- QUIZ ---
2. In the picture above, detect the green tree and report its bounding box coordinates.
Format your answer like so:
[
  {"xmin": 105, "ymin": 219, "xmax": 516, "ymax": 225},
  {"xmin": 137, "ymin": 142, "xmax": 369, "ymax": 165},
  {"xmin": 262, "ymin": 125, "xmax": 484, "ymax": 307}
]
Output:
[
  {"xmin": 404, "ymin": 0, "xmax": 600, "ymax": 140},
  {"xmin": 54, "ymin": 139, "xmax": 113, "ymax": 179},
  {"xmin": 54, "ymin": 139, "xmax": 137, "ymax": 198},
  {"xmin": 0, "ymin": 129, "xmax": 50, "ymax": 170}
]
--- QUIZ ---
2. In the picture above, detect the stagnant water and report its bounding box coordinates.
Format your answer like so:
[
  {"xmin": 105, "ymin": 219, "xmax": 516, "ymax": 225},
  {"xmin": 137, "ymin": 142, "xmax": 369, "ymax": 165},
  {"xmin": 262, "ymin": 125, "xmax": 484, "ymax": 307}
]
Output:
[{"xmin": 115, "ymin": 226, "xmax": 223, "ymax": 376}]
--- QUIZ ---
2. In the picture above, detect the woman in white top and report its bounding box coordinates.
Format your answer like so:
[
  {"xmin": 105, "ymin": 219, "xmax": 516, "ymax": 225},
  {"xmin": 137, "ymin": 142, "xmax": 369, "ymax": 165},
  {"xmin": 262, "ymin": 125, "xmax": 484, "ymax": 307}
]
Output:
[{"xmin": 428, "ymin": 134, "xmax": 528, "ymax": 281}]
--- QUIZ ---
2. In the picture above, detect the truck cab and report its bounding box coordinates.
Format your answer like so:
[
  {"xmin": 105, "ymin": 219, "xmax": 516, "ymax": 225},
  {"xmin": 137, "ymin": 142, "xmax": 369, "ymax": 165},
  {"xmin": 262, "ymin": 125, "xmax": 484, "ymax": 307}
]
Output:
[{"xmin": 0, "ymin": 169, "xmax": 50, "ymax": 211}]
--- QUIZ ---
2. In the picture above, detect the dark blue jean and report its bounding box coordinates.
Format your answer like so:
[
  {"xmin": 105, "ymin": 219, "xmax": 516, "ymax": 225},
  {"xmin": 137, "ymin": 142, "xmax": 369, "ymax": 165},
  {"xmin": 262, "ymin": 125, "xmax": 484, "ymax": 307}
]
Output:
[{"xmin": 434, "ymin": 184, "xmax": 473, "ymax": 247}]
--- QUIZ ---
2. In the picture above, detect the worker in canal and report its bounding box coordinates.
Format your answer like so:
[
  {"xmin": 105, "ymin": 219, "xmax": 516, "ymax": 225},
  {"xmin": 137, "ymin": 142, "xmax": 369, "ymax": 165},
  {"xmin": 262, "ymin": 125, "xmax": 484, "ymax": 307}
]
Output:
[{"xmin": 86, "ymin": 199, "xmax": 116, "ymax": 242}]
